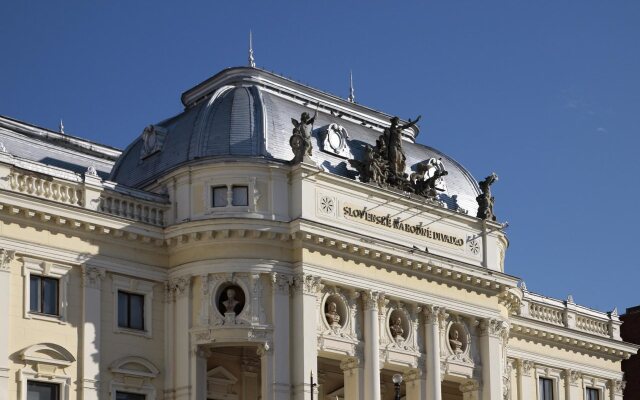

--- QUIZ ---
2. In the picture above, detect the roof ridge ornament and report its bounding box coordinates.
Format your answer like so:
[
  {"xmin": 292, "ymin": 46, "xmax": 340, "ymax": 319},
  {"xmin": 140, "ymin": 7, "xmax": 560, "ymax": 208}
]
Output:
[
  {"xmin": 248, "ymin": 30, "xmax": 256, "ymax": 68},
  {"xmin": 348, "ymin": 70, "xmax": 355, "ymax": 103},
  {"xmin": 59, "ymin": 119, "xmax": 65, "ymax": 134}
]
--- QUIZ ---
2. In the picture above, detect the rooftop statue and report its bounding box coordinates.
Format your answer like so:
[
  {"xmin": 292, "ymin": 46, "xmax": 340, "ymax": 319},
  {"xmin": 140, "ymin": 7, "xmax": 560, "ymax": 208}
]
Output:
[
  {"xmin": 385, "ymin": 115, "xmax": 420, "ymax": 185},
  {"xmin": 476, "ymin": 173, "xmax": 498, "ymax": 221},
  {"xmin": 290, "ymin": 112, "xmax": 315, "ymax": 164},
  {"xmin": 411, "ymin": 158, "xmax": 448, "ymax": 199}
]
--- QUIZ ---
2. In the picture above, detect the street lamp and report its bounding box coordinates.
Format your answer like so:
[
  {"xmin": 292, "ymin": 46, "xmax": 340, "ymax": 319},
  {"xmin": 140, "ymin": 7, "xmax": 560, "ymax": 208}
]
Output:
[{"xmin": 392, "ymin": 373, "xmax": 403, "ymax": 400}]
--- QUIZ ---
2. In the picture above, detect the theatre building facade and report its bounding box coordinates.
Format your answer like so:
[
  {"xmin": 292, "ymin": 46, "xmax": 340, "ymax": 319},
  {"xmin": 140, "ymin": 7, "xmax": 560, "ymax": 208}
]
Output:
[{"xmin": 0, "ymin": 66, "xmax": 636, "ymax": 400}]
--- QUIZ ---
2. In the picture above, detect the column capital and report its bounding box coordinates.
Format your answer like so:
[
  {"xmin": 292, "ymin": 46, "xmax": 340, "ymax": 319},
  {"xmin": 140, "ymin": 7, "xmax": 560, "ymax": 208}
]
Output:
[
  {"xmin": 165, "ymin": 276, "xmax": 190, "ymax": 302},
  {"xmin": 0, "ymin": 248, "xmax": 16, "ymax": 272},
  {"xmin": 256, "ymin": 342, "xmax": 271, "ymax": 357},
  {"xmin": 478, "ymin": 318, "xmax": 509, "ymax": 339},
  {"xmin": 362, "ymin": 290, "xmax": 384, "ymax": 311},
  {"xmin": 270, "ymin": 272, "xmax": 292, "ymax": 295},
  {"xmin": 516, "ymin": 359, "xmax": 534, "ymax": 377},
  {"xmin": 560, "ymin": 369, "xmax": 581, "ymax": 387},
  {"xmin": 422, "ymin": 304, "xmax": 447, "ymax": 326},
  {"xmin": 292, "ymin": 273, "xmax": 322, "ymax": 295},
  {"xmin": 606, "ymin": 379, "xmax": 625, "ymax": 395},
  {"xmin": 81, "ymin": 265, "xmax": 105, "ymax": 289}
]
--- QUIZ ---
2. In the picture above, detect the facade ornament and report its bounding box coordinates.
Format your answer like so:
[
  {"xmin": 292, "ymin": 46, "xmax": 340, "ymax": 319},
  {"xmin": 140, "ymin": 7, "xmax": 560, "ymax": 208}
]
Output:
[
  {"xmin": 479, "ymin": 318, "xmax": 509, "ymax": 340},
  {"xmin": 459, "ymin": 379, "xmax": 480, "ymax": 394},
  {"xmin": 362, "ymin": 290, "xmax": 384, "ymax": 311},
  {"xmin": 165, "ymin": 277, "xmax": 189, "ymax": 302},
  {"xmin": 389, "ymin": 315, "xmax": 404, "ymax": 341},
  {"xmin": 59, "ymin": 119, "xmax": 65, "ymax": 134},
  {"xmin": 85, "ymin": 165, "xmax": 98, "ymax": 177},
  {"xmin": 319, "ymin": 123, "xmax": 353, "ymax": 159},
  {"xmin": 422, "ymin": 304, "xmax": 443, "ymax": 325},
  {"xmin": 140, "ymin": 125, "xmax": 167, "ymax": 160},
  {"xmin": 0, "ymin": 142, "xmax": 6, "ymax": 153},
  {"xmin": 81, "ymin": 265, "xmax": 106, "ymax": 289},
  {"xmin": 339, "ymin": 356, "xmax": 360, "ymax": 373},
  {"xmin": 292, "ymin": 274, "xmax": 322, "ymax": 295},
  {"xmin": 410, "ymin": 158, "xmax": 448, "ymax": 199},
  {"xmin": 561, "ymin": 369, "xmax": 582, "ymax": 386},
  {"xmin": 606, "ymin": 379, "xmax": 625, "ymax": 395},
  {"xmin": 0, "ymin": 248, "xmax": 16, "ymax": 272},
  {"xmin": 248, "ymin": 30, "xmax": 256, "ymax": 68},
  {"xmin": 289, "ymin": 112, "xmax": 316, "ymax": 164},
  {"xmin": 476, "ymin": 173, "xmax": 498, "ymax": 220},
  {"xmin": 350, "ymin": 116, "xmax": 420, "ymax": 191},
  {"xmin": 566, "ymin": 294, "xmax": 575, "ymax": 304},
  {"xmin": 325, "ymin": 301, "xmax": 341, "ymax": 328},
  {"xmin": 256, "ymin": 342, "xmax": 271, "ymax": 357}
]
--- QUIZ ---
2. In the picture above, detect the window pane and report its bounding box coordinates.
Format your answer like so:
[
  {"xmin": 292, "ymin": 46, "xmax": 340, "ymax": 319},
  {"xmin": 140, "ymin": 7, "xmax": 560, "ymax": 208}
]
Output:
[
  {"xmin": 129, "ymin": 293, "xmax": 144, "ymax": 330},
  {"xmin": 539, "ymin": 378, "xmax": 553, "ymax": 400},
  {"xmin": 232, "ymin": 186, "xmax": 248, "ymax": 206},
  {"xmin": 212, "ymin": 187, "xmax": 227, "ymax": 207},
  {"xmin": 587, "ymin": 388, "xmax": 599, "ymax": 400},
  {"xmin": 116, "ymin": 392, "xmax": 146, "ymax": 400},
  {"xmin": 27, "ymin": 380, "xmax": 59, "ymax": 400},
  {"xmin": 118, "ymin": 291, "xmax": 129, "ymax": 327},
  {"xmin": 30, "ymin": 276, "xmax": 41, "ymax": 312},
  {"xmin": 42, "ymin": 278, "xmax": 58, "ymax": 315}
]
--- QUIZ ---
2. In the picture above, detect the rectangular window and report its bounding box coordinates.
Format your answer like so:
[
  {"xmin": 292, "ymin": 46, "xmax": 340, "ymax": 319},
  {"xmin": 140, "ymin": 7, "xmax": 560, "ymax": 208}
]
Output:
[
  {"xmin": 586, "ymin": 388, "xmax": 599, "ymax": 400},
  {"xmin": 116, "ymin": 392, "xmax": 146, "ymax": 400},
  {"xmin": 539, "ymin": 378, "xmax": 554, "ymax": 400},
  {"xmin": 27, "ymin": 380, "xmax": 60, "ymax": 400},
  {"xmin": 231, "ymin": 185, "xmax": 248, "ymax": 206},
  {"xmin": 212, "ymin": 186, "xmax": 227, "ymax": 207},
  {"xmin": 29, "ymin": 275, "xmax": 59, "ymax": 316},
  {"xmin": 118, "ymin": 291, "xmax": 145, "ymax": 330}
]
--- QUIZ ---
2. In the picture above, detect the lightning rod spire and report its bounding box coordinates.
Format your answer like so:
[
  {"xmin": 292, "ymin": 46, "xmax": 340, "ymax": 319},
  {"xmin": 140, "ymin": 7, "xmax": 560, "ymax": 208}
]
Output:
[
  {"xmin": 348, "ymin": 70, "xmax": 355, "ymax": 103},
  {"xmin": 248, "ymin": 30, "xmax": 256, "ymax": 68}
]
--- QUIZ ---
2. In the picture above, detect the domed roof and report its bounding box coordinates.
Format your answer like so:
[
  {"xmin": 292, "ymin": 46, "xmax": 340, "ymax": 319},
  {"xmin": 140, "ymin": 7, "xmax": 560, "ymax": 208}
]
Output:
[{"xmin": 110, "ymin": 67, "xmax": 481, "ymax": 215}]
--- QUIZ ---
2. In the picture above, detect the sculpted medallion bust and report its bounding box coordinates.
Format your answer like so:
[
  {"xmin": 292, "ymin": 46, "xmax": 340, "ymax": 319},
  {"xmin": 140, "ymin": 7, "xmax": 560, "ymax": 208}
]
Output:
[
  {"xmin": 325, "ymin": 301, "xmax": 341, "ymax": 328},
  {"xmin": 449, "ymin": 328, "xmax": 463, "ymax": 353},
  {"xmin": 390, "ymin": 316, "xmax": 404, "ymax": 340},
  {"xmin": 223, "ymin": 287, "xmax": 239, "ymax": 313}
]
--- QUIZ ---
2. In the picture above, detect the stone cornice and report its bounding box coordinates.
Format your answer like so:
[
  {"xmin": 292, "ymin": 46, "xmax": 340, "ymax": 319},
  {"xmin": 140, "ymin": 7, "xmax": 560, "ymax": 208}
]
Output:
[
  {"xmin": 293, "ymin": 223, "xmax": 519, "ymax": 299},
  {"xmin": 510, "ymin": 315, "xmax": 639, "ymax": 361}
]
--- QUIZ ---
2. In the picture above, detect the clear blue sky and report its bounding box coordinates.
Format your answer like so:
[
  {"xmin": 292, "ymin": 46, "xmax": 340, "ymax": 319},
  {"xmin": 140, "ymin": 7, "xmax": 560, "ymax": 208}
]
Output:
[{"xmin": 1, "ymin": 1, "xmax": 639, "ymax": 314}]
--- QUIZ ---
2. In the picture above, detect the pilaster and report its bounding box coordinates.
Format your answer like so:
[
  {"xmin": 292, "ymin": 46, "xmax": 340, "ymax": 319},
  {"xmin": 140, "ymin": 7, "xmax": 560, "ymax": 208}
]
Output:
[
  {"xmin": 607, "ymin": 379, "xmax": 625, "ymax": 400},
  {"xmin": 562, "ymin": 369, "xmax": 581, "ymax": 400},
  {"xmin": 515, "ymin": 359, "xmax": 534, "ymax": 400},
  {"xmin": 166, "ymin": 277, "xmax": 191, "ymax": 400},
  {"xmin": 81, "ymin": 265, "xmax": 105, "ymax": 400},
  {"xmin": 340, "ymin": 357, "xmax": 364, "ymax": 400},
  {"xmin": 0, "ymin": 249, "xmax": 16, "ymax": 399},
  {"xmin": 267, "ymin": 273, "xmax": 291, "ymax": 400},
  {"xmin": 478, "ymin": 318, "xmax": 507, "ymax": 400},
  {"xmin": 291, "ymin": 273, "xmax": 322, "ymax": 400},
  {"xmin": 362, "ymin": 290, "xmax": 383, "ymax": 400}
]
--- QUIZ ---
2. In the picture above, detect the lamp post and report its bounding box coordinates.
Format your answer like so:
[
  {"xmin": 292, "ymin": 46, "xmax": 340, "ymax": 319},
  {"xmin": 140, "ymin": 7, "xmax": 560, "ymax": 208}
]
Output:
[{"xmin": 392, "ymin": 373, "xmax": 403, "ymax": 400}]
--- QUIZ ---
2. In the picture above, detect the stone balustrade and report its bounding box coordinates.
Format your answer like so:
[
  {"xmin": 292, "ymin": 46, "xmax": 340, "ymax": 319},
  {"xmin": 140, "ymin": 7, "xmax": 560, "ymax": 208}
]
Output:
[
  {"xmin": 521, "ymin": 289, "xmax": 619, "ymax": 339},
  {"xmin": 0, "ymin": 151, "xmax": 169, "ymax": 226}
]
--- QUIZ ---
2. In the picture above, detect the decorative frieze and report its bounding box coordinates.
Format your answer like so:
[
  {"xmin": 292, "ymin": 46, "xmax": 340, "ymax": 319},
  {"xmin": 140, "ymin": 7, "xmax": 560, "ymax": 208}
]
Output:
[{"xmin": 81, "ymin": 265, "xmax": 105, "ymax": 289}]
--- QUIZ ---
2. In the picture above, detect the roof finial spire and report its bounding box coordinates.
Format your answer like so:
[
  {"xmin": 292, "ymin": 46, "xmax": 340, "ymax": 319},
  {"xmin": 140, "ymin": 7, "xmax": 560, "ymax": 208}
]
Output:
[
  {"xmin": 347, "ymin": 70, "xmax": 355, "ymax": 103},
  {"xmin": 59, "ymin": 119, "xmax": 65, "ymax": 134},
  {"xmin": 248, "ymin": 30, "xmax": 256, "ymax": 68}
]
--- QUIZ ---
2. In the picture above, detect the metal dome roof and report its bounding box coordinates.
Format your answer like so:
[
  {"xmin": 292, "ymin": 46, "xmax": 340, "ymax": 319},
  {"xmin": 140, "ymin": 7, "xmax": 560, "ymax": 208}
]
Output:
[{"xmin": 110, "ymin": 67, "xmax": 481, "ymax": 215}]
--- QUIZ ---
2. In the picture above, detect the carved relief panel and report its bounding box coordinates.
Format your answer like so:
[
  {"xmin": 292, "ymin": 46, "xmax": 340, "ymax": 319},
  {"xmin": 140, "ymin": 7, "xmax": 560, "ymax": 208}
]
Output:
[{"xmin": 317, "ymin": 287, "xmax": 359, "ymax": 357}]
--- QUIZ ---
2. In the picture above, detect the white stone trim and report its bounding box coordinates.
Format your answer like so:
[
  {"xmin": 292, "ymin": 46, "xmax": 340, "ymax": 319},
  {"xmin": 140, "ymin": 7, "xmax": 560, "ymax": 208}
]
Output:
[
  {"xmin": 21, "ymin": 257, "xmax": 72, "ymax": 323},
  {"xmin": 18, "ymin": 343, "xmax": 75, "ymax": 400},
  {"xmin": 111, "ymin": 274, "xmax": 155, "ymax": 338},
  {"xmin": 109, "ymin": 356, "xmax": 159, "ymax": 400},
  {"xmin": 534, "ymin": 366, "xmax": 563, "ymax": 400},
  {"xmin": 582, "ymin": 375, "xmax": 607, "ymax": 400}
]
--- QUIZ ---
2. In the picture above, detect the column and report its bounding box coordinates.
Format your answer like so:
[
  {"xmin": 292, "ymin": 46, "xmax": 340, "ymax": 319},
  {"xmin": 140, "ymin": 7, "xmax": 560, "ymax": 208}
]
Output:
[
  {"xmin": 607, "ymin": 379, "xmax": 624, "ymax": 400},
  {"xmin": 340, "ymin": 357, "xmax": 364, "ymax": 400},
  {"xmin": 362, "ymin": 291, "xmax": 382, "ymax": 400},
  {"xmin": 259, "ymin": 344, "xmax": 275, "ymax": 400},
  {"xmin": 0, "ymin": 249, "xmax": 16, "ymax": 399},
  {"xmin": 193, "ymin": 347, "xmax": 209, "ymax": 400},
  {"xmin": 563, "ymin": 369, "xmax": 581, "ymax": 400},
  {"xmin": 81, "ymin": 265, "xmax": 105, "ymax": 400},
  {"xmin": 424, "ymin": 305, "xmax": 443, "ymax": 400},
  {"xmin": 479, "ymin": 318, "xmax": 507, "ymax": 400},
  {"xmin": 241, "ymin": 357, "xmax": 259, "ymax": 400},
  {"xmin": 291, "ymin": 274, "xmax": 322, "ymax": 400},
  {"xmin": 167, "ymin": 277, "xmax": 191, "ymax": 400},
  {"xmin": 459, "ymin": 380, "xmax": 481, "ymax": 400},
  {"xmin": 404, "ymin": 368, "xmax": 425, "ymax": 400},
  {"xmin": 164, "ymin": 281, "xmax": 176, "ymax": 399},
  {"xmin": 515, "ymin": 359, "xmax": 534, "ymax": 400},
  {"xmin": 266, "ymin": 273, "xmax": 291, "ymax": 399}
]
